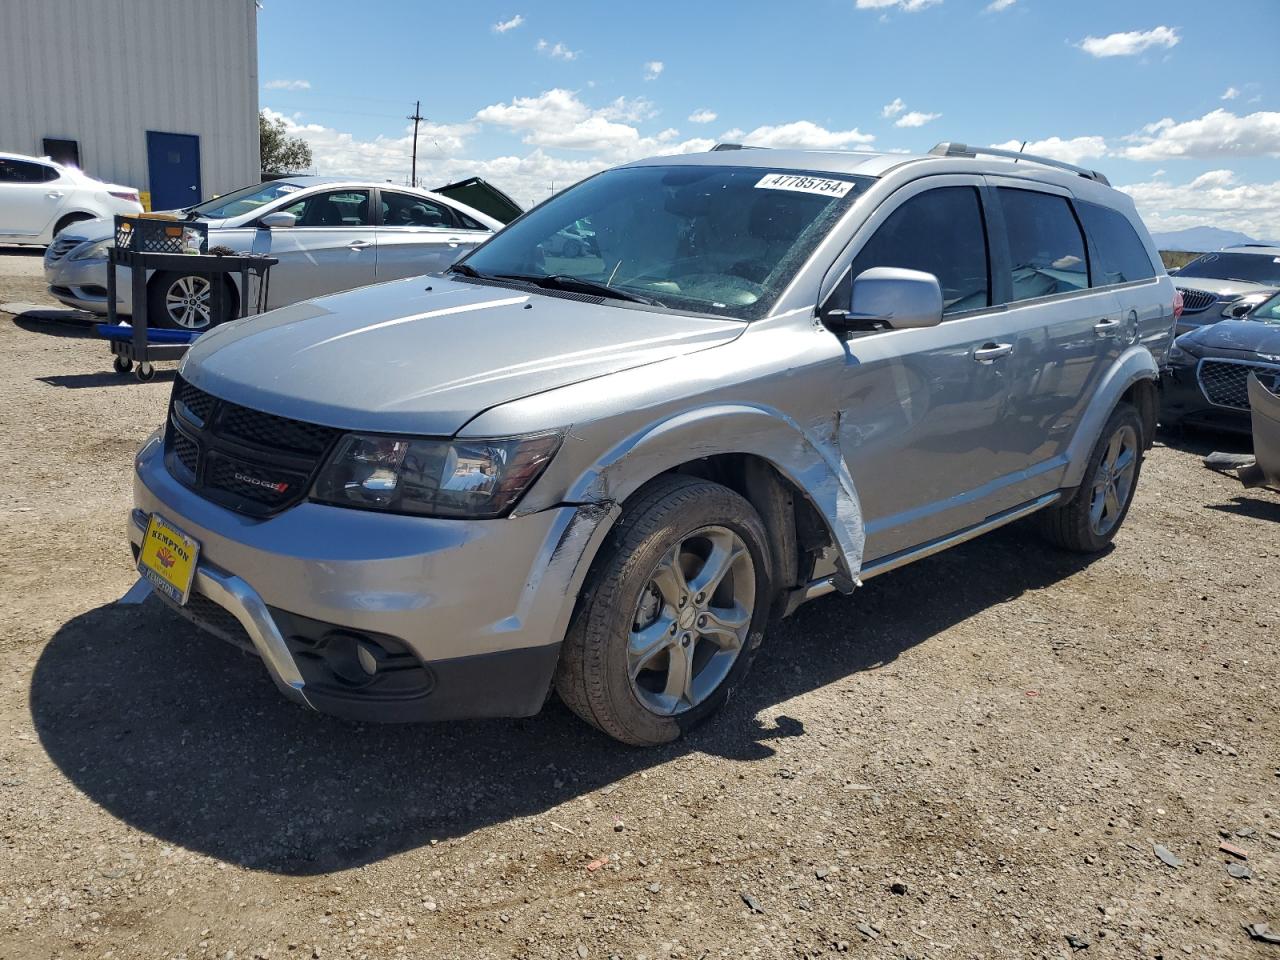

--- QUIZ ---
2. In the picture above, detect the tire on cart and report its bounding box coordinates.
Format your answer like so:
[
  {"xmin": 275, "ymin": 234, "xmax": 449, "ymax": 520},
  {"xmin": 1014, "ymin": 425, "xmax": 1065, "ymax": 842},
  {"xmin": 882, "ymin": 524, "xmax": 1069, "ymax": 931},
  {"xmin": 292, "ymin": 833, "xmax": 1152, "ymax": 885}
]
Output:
[
  {"xmin": 135, "ymin": 361, "xmax": 156, "ymax": 383},
  {"xmin": 112, "ymin": 355, "xmax": 133, "ymax": 375}
]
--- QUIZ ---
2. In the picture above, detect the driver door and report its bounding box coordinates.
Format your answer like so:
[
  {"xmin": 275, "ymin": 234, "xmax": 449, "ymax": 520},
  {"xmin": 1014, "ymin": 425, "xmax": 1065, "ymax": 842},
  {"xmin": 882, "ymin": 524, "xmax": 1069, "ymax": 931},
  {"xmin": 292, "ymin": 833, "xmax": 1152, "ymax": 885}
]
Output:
[
  {"xmin": 251, "ymin": 188, "xmax": 376, "ymax": 307},
  {"xmin": 830, "ymin": 179, "xmax": 1037, "ymax": 561}
]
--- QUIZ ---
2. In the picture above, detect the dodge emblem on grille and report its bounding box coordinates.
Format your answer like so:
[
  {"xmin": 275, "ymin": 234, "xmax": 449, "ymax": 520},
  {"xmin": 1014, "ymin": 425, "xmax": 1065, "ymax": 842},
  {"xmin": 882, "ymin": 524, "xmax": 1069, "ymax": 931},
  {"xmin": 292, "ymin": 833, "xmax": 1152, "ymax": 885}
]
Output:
[{"xmin": 234, "ymin": 472, "xmax": 290, "ymax": 493}]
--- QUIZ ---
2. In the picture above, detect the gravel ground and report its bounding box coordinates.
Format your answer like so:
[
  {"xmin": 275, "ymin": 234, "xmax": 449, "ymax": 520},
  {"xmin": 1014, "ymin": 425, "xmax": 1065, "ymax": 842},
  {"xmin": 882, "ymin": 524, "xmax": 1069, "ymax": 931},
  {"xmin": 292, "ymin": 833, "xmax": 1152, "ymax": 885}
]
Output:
[{"xmin": 0, "ymin": 255, "xmax": 1277, "ymax": 960}]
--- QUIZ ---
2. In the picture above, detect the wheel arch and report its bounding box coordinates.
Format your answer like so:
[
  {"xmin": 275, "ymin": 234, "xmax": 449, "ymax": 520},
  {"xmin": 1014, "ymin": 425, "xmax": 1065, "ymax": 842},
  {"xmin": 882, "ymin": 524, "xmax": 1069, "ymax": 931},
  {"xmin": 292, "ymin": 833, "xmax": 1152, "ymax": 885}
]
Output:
[
  {"xmin": 530, "ymin": 404, "xmax": 867, "ymax": 613},
  {"xmin": 1062, "ymin": 346, "xmax": 1161, "ymax": 489}
]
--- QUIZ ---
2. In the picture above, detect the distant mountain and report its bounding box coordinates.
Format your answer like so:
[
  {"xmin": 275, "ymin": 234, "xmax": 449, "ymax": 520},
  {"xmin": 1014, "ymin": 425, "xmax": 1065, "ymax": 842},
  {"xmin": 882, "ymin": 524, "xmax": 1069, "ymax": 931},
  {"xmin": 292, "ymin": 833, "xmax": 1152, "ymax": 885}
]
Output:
[{"xmin": 1150, "ymin": 226, "xmax": 1266, "ymax": 252}]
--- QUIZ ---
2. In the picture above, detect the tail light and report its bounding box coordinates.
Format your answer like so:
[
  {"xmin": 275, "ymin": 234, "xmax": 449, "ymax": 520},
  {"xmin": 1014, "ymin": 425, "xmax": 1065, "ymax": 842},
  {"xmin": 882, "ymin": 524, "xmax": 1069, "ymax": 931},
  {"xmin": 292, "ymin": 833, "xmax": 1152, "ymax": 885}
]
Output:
[
  {"xmin": 1172, "ymin": 288, "xmax": 1184, "ymax": 321},
  {"xmin": 109, "ymin": 189, "xmax": 139, "ymax": 203}
]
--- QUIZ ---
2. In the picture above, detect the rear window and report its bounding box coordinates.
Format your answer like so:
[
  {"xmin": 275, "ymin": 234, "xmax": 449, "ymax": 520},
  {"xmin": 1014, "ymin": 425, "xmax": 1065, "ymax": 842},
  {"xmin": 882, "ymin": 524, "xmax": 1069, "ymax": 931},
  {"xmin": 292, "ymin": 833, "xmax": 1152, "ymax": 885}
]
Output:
[
  {"xmin": 999, "ymin": 188, "xmax": 1088, "ymax": 300},
  {"xmin": 1176, "ymin": 251, "xmax": 1280, "ymax": 287},
  {"xmin": 1077, "ymin": 201, "xmax": 1156, "ymax": 286}
]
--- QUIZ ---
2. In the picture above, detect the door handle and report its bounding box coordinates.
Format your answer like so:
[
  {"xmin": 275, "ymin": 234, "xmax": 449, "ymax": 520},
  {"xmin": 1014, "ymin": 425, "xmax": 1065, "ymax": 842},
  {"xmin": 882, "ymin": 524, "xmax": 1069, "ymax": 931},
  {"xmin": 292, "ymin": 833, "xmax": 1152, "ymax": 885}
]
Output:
[
  {"xmin": 973, "ymin": 342, "xmax": 1013, "ymax": 363},
  {"xmin": 347, "ymin": 239, "xmax": 372, "ymax": 250},
  {"xmin": 1094, "ymin": 318, "xmax": 1122, "ymax": 338},
  {"xmin": 447, "ymin": 237, "xmax": 462, "ymax": 247},
  {"xmin": 46, "ymin": 191, "xmax": 64, "ymax": 199}
]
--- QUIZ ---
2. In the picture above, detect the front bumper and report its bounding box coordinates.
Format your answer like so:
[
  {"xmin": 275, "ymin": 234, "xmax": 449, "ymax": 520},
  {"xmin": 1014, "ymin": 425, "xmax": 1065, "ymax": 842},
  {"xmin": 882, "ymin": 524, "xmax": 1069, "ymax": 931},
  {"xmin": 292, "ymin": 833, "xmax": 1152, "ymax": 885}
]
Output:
[
  {"xmin": 1160, "ymin": 360, "xmax": 1252, "ymax": 434},
  {"xmin": 44, "ymin": 255, "xmax": 132, "ymax": 315},
  {"xmin": 130, "ymin": 433, "xmax": 618, "ymax": 722}
]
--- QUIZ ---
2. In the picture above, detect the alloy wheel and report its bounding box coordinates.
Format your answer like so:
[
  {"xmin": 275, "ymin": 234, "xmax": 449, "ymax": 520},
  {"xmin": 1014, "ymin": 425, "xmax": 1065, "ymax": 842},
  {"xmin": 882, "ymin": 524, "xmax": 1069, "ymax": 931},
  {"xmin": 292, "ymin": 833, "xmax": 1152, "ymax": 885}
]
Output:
[
  {"xmin": 1089, "ymin": 423, "xmax": 1138, "ymax": 537},
  {"xmin": 627, "ymin": 525, "xmax": 755, "ymax": 716},
  {"xmin": 164, "ymin": 275, "xmax": 213, "ymax": 329}
]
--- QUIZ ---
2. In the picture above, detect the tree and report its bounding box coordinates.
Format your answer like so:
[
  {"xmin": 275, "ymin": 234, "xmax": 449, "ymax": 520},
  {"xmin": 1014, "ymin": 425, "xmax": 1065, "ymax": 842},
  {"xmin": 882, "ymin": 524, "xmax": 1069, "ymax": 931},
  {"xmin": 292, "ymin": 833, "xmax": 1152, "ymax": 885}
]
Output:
[{"xmin": 259, "ymin": 111, "xmax": 313, "ymax": 174}]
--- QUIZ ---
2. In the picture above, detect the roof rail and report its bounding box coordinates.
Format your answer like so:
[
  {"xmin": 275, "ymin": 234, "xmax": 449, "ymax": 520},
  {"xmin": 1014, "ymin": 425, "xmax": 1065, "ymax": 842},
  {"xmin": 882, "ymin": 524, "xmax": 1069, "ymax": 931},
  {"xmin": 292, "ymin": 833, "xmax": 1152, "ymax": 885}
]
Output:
[
  {"xmin": 710, "ymin": 142, "xmax": 766, "ymax": 152},
  {"xmin": 928, "ymin": 142, "xmax": 1111, "ymax": 187}
]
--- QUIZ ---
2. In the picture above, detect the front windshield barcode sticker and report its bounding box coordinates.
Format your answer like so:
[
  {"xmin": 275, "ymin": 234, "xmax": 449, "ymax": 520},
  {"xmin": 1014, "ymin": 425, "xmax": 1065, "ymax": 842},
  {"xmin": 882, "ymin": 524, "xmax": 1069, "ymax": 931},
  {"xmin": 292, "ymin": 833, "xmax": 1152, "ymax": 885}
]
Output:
[{"xmin": 754, "ymin": 173, "xmax": 853, "ymax": 198}]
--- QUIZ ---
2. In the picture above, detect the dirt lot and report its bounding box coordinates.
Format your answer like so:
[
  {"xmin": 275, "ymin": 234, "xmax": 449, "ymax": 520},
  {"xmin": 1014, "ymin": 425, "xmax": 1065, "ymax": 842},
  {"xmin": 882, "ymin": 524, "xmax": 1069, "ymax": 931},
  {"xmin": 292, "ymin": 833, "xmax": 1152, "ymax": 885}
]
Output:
[{"xmin": 0, "ymin": 250, "xmax": 1277, "ymax": 960}]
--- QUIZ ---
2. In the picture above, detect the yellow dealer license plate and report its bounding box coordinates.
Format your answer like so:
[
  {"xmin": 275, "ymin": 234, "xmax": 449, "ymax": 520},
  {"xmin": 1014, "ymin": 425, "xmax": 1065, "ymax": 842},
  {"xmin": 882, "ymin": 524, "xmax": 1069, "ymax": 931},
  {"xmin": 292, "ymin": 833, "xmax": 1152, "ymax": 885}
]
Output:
[{"xmin": 137, "ymin": 514, "xmax": 200, "ymax": 605}]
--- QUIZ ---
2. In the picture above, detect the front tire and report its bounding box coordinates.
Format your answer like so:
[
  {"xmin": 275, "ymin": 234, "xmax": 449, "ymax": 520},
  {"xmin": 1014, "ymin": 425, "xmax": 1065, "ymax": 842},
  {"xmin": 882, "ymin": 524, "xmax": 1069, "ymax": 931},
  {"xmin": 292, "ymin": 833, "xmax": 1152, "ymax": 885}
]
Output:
[
  {"xmin": 555, "ymin": 475, "xmax": 773, "ymax": 746},
  {"xmin": 148, "ymin": 271, "xmax": 233, "ymax": 331},
  {"xmin": 1038, "ymin": 402, "xmax": 1144, "ymax": 553}
]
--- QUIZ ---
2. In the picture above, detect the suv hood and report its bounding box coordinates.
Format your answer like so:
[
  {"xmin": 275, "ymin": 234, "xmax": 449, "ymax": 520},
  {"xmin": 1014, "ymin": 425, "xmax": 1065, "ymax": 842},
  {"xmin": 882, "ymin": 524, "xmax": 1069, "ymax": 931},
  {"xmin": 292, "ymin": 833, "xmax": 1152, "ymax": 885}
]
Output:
[
  {"xmin": 182, "ymin": 275, "xmax": 745, "ymax": 435},
  {"xmin": 1180, "ymin": 318, "xmax": 1280, "ymax": 358}
]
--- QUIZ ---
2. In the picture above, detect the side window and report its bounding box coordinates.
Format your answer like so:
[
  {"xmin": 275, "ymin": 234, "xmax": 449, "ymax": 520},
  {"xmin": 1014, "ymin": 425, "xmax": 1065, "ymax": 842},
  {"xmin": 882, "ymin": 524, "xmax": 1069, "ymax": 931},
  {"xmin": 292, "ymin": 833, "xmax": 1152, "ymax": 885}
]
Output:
[
  {"xmin": 0, "ymin": 158, "xmax": 56, "ymax": 183},
  {"xmin": 381, "ymin": 192, "xmax": 456, "ymax": 228},
  {"xmin": 279, "ymin": 189, "xmax": 372, "ymax": 227},
  {"xmin": 1076, "ymin": 201, "xmax": 1156, "ymax": 286},
  {"xmin": 998, "ymin": 188, "xmax": 1088, "ymax": 300},
  {"xmin": 454, "ymin": 210, "xmax": 489, "ymax": 231},
  {"xmin": 847, "ymin": 186, "xmax": 990, "ymax": 316}
]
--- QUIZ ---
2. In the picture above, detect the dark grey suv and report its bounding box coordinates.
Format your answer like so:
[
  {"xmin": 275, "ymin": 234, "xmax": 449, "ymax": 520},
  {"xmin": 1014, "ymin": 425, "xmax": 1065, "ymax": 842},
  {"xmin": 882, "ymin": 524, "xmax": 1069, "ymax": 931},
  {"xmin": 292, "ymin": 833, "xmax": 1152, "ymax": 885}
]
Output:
[{"xmin": 129, "ymin": 142, "xmax": 1177, "ymax": 744}]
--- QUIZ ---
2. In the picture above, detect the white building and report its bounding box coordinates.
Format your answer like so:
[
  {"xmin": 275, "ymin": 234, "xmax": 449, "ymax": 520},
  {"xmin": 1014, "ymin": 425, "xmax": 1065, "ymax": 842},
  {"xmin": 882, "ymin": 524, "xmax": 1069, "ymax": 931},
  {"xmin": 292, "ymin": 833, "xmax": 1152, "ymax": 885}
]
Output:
[{"xmin": 0, "ymin": 0, "xmax": 260, "ymax": 210}]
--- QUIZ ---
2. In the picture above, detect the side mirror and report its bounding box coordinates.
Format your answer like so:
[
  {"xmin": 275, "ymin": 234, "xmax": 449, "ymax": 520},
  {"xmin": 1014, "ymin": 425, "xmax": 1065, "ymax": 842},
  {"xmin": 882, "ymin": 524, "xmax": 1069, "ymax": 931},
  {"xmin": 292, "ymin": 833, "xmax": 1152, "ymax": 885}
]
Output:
[
  {"xmin": 259, "ymin": 211, "xmax": 297, "ymax": 229},
  {"xmin": 1166, "ymin": 267, "xmax": 1180, "ymax": 275},
  {"xmin": 823, "ymin": 266, "xmax": 943, "ymax": 332}
]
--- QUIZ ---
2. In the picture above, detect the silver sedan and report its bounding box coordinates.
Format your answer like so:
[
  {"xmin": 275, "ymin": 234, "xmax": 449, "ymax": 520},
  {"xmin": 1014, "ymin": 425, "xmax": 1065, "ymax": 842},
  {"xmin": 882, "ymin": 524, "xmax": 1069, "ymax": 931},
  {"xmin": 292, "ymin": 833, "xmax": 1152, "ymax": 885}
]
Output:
[{"xmin": 43, "ymin": 176, "xmax": 508, "ymax": 329}]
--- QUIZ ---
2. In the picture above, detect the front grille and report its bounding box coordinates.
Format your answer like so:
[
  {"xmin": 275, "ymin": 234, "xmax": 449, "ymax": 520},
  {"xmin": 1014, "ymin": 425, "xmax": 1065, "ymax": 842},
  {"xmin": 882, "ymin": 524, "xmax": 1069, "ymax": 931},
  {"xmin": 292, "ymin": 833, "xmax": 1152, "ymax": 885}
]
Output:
[
  {"xmin": 45, "ymin": 237, "xmax": 82, "ymax": 263},
  {"xmin": 164, "ymin": 376, "xmax": 341, "ymax": 517},
  {"xmin": 1197, "ymin": 359, "xmax": 1280, "ymax": 411},
  {"xmin": 1177, "ymin": 288, "xmax": 1218, "ymax": 313}
]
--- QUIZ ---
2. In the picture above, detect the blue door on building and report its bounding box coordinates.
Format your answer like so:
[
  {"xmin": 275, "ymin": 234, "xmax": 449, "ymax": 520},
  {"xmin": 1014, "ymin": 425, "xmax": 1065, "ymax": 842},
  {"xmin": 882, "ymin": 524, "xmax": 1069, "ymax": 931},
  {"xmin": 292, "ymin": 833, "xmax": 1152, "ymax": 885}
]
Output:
[{"xmin": 146, "ymin": 131, "xmax": 201, "ymax": 210}]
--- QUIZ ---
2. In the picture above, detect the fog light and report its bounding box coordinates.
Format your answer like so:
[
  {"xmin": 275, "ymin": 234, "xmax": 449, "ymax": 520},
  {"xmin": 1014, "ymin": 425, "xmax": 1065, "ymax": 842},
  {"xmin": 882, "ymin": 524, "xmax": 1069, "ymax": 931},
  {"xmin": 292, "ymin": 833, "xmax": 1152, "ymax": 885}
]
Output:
[{"xmin": 321, "ymin": 632, "xmax": 381, "ymax": 686}]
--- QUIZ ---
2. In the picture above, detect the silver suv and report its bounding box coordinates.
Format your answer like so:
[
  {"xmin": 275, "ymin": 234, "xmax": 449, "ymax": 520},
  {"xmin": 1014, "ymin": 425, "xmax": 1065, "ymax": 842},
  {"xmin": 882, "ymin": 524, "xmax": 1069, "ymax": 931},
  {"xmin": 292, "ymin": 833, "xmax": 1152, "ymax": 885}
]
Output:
[{"xmin": 130, "ymin": 142, "xmax": 1176, "ymax": 745}]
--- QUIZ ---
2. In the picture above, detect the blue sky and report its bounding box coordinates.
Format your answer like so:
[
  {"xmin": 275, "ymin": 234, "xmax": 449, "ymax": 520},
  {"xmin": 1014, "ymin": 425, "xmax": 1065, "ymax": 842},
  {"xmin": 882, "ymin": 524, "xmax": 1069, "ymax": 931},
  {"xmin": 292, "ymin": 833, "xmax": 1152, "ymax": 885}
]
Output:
[{"xmin": 258, "ymin": 0, "xmax": 1280, "ymax": 236}]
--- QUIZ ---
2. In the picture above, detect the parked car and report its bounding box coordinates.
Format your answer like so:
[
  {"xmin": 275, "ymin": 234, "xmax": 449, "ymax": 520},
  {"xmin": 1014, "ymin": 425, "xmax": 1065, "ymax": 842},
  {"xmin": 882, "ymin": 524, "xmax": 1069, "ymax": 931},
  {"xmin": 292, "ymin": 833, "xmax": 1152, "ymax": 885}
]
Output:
[
  {"xmin": 1162, "ymin": 289, "xmax": 1280, "ymax": 434},
  {"xmin": 44, "ymin": 176, "xmax": 506, "ymax": 329},
  {"xmin": 1168, "ymin": 244, "xmax": 1280, "ymax": 337},
  {"xmin": 129, "ymin": 142, "xmax": 1175, "ymax": 745},
  {"xmin": 0, "ymin": 152, "xmax": 141, "ymax": 246}
]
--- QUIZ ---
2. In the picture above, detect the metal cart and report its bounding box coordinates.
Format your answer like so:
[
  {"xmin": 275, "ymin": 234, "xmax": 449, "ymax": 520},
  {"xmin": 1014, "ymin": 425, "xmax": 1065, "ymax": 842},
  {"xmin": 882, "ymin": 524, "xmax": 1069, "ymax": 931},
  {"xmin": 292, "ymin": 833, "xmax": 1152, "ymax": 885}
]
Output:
[{"xmin": 105, "ymin": 215, "xmax": 276, "ymax": 381}]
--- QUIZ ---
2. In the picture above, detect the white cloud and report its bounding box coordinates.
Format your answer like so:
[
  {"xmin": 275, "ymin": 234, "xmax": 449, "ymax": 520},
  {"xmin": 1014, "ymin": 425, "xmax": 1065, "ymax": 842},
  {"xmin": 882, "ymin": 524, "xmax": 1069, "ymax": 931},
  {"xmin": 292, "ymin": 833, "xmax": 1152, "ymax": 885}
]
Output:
[
  {"xmin": 990, "ymin": 135, "xmax": 1109, "ymax": 165},
  {"xmin": 1078, "ymin": 25, "xmax": 1179, "ymax": 58},
  {"xmin": 856, "ymin": 0, "xmax": 942, "ymax": 11},
  {"xmin": 535, "ymin": 39, "xmax": 579, "ymax": 61},
  {"xmin": 895, "ymin": 111, "xmax": 941, "ymax": 128},
  {"xmin": 475, "ymin": 88, "xmax": 711, "ymax": 161},
  {"xmin": 1121, "ymin": 108, "xmax": 1280, "ymax": 161},
  {"xmin": 264, "ymin": 79, "xmax": 310, "ymax": 91},
  {"xmin": 492, "ymin": 14, "xmax": 524, "ymax": 33},
  {"xmin": 688, "ymin": 109, "xmax": 717, "ymax": 124},
  {"xmin": 985, "ymin": 0, "xmax": 1016, "ymax": 11},
  {"xmin": 881, "ymin": 98, "xmax": 906, "ymax": 118},
  {"xmin": 732, "ymin": 120, "xmax": 875, "ymax": 150},
  {"xmin": 643, "ymin": 61, "xmax": 664, "ymax": 81},
  {"xmin": 1119, "ymin": 173, "xmax": 1280, "ymax": 239},
  {"xmin": 1220, "ymin": 86, "xmax": 1240, "ymax": 101}
]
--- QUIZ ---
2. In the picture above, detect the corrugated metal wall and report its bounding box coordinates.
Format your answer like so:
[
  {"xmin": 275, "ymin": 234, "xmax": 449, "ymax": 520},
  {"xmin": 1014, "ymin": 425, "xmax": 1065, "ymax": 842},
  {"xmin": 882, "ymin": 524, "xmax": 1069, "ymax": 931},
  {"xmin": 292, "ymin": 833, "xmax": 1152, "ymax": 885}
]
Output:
[{"xmin": 0, "ymin": 0, "xmax": 259, "ymax": 198}]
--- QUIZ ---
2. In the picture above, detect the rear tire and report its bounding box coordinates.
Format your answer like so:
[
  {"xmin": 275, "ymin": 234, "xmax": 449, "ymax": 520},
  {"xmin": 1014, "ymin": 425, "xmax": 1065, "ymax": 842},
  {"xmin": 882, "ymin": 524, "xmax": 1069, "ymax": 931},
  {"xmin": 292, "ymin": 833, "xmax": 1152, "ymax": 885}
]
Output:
[
  {"xmin": 555, "ymin": 474, "xmax": 773, "ymax": 746},
  {"xmin": 1038, "ymin": 402, "xmax": 1144, "ymax": 553}
]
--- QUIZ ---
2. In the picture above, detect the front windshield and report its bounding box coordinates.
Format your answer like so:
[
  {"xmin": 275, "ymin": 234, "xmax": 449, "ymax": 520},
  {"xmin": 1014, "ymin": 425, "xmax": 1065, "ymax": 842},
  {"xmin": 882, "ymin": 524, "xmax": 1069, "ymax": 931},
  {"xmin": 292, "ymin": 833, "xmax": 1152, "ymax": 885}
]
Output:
[
  {"xmin": 1251, "ymin": 292, "xmax": 1280, "ymax": 325},
  {"xmin": 187, "ymin": 181, "xmax": 307, "ymax": 219},
  {"xmin": 460, "ymin": 164, "xmax": 870, "ymax": 320},
  {"xmin": 1176, "ymin": 251, "xmax": 1280, "ymax": 286}
]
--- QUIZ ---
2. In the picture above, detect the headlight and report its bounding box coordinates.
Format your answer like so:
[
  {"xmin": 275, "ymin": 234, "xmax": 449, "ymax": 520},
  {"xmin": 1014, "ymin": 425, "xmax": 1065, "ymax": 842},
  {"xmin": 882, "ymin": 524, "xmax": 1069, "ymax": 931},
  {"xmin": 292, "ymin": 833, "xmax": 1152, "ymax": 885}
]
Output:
[
  {"xmin": 1167, "ymin": 343, "xmax": 1190, "ymax": 364},
  {"xmin": 1222, "ymin": 293, "xmax": 1270, "ymax": 319},
  {"xmin": 311, "ymin": 432, "xmax": 562, "ymax": 518},
  {"xmin": 71, "ymin": 238, "xmax": 112, "ymax": 261}
]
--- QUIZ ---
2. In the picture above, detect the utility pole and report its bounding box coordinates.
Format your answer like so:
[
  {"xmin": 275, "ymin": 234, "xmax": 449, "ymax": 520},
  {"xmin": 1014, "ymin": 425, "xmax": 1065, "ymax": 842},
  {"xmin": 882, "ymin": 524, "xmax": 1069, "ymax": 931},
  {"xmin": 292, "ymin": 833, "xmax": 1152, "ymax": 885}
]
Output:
[{"xmin": 407, "ymin": 100, "xmax": 425, "ymax": 187}]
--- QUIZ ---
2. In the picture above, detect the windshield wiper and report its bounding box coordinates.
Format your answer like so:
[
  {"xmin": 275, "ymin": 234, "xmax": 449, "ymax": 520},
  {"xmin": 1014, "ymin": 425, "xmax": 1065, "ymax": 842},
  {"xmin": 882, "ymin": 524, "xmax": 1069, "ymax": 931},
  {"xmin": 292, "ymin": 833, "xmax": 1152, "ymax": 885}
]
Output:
[
  {"xmin": 447, "ymin": 262, "xmax": 487, "ymax": 278},
  {"xmin": 492, "ymin": 273, "xmax": 662, "ymax": 306}
]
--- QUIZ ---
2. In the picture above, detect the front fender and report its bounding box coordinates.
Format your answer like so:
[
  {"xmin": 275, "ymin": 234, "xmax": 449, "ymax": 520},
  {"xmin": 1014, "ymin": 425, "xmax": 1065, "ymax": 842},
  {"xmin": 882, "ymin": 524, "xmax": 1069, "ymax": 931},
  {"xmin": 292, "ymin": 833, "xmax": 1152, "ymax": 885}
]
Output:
[
  {"xmin": 1062, "ymin": 345, "xmax": 1160, "ymax": 488},
  {"xmin": 519, "ymin": 403, "xmax": 866, "ymax": 581}
]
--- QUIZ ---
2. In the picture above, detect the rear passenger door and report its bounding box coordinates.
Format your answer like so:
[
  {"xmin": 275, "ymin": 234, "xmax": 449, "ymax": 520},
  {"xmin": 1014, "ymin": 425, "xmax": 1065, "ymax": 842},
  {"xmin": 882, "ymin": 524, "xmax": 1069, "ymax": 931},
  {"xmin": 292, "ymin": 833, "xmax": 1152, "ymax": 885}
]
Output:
[
  {"xmin": 982, "ymin": 181, "xmax": 1122, "ymax": 509},
  {"xmin": 375, "ymin": 190, "xmax": 488, "ymax": 280},
  {"xmin": 829, "ymin": 178, "xmax": 1036, "ymax": 561}
]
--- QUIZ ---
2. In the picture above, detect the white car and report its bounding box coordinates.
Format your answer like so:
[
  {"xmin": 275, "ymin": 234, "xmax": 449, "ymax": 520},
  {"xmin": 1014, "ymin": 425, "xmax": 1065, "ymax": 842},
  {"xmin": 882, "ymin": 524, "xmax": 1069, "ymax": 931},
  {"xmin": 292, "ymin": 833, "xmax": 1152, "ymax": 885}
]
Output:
[
  {"xmin": 0, "ymin": 152, "xmax": 141, "ymax": 245},
  {"xmin": 43, "ymin": 176, "xmax": 510, "ymax": 329}
]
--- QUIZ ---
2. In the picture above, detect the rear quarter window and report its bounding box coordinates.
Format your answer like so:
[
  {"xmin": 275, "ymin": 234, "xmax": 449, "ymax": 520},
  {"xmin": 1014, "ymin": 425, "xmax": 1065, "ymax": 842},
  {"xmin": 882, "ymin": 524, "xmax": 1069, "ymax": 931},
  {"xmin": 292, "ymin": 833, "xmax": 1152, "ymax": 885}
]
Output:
[{"xmin": 1077, "ymin": 201, "xmax": 1156, "ymax": 286}]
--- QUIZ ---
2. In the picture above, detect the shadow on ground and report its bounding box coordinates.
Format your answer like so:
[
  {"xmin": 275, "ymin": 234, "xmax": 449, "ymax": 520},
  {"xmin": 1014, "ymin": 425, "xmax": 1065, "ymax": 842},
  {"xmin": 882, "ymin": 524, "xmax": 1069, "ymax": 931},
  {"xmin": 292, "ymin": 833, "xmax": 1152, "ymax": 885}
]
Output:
[
  {"xmin": 14, "ymin": 315, "xmax": 99, "ymax": 338},
  {"xmin": 38, "ymin": 369, "xmax": 176, "ymax": 389},
  {"xmin": 32, "ymin": 523, "xmax": 1094, "ymax": 875}
]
